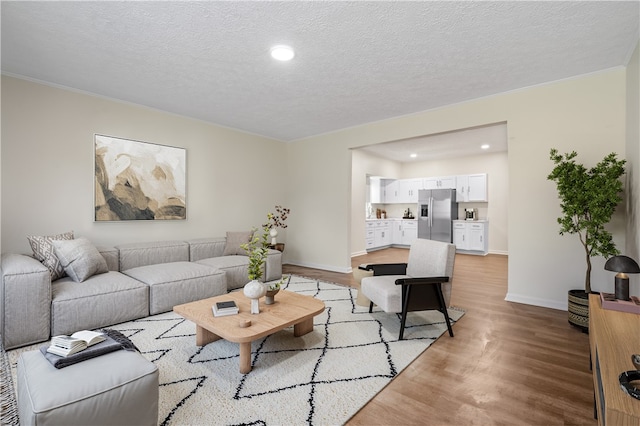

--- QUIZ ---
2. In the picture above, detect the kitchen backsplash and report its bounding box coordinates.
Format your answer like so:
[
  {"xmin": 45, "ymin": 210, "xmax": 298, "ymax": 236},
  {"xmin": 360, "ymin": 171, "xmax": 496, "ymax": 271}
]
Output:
[{"xmin": 370, "ymin": 202, "xmax": 488, "ymax": 220}]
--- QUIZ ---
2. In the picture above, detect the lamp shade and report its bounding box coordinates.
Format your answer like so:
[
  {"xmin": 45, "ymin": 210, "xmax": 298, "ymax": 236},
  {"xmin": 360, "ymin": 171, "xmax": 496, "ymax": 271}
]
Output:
[{"xmin": 604, "ymin": 255, "xmax": 640, "ymax": 273}]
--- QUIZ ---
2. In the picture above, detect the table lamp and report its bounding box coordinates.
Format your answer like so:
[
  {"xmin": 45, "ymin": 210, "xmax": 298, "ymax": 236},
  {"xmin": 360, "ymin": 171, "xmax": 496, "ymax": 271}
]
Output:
[{"xmin": 604, "ymin": 255, "xmax": 640, "ymax": 301}]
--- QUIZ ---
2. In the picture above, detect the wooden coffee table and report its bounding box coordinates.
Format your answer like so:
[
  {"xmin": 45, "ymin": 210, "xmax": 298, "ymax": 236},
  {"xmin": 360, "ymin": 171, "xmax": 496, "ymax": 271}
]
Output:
[{"xmin": 173, "ymin": 290, "xmax": 325, "ymax": 373}]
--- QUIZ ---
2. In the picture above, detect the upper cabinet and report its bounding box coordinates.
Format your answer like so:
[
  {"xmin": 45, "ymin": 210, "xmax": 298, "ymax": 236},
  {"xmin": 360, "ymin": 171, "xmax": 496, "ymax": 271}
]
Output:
[
  {"xmin": 372, "ymin": 174, "xmax": 487, "ymax": 204},
  {"xmin": 423, "ymin": 175, "xmax": 456, "ymax": 190},
  {"xmin": 383, "ymin": 179, "xmax": 400, "ymax": 203},
  {"xmin": 369, "ymin": 177, "xmax": 383, "ymax": 203},
  {"xmin": 398, "ymin": 178, "xmax": 424, "ymax": 203},
  {"xmin": 457, "ymin": 173, "xmax": 487, "ymax": 202}
]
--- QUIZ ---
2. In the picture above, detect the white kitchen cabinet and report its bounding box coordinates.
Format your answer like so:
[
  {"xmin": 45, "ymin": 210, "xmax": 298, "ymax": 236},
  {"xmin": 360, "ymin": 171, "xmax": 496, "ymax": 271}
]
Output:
[
  {"xmin": 374, "ymin": 220, "xmax": 391, "ymax": 248},
  {"xmin": 400, "ymin": 220, "xmax": 418, "ymax": 245},
  {"xmin": 455, "ymin": 175, "xmax": 468, "ymax": 202},
  {"xmin": 467, "ymin": 173, "xmax": 487, "ymax": 202},
  {"xmin": 452, "ymin": 220, "xmax": 488, "ymax": 255},
  {"xmin": 398, "ymin": 178, "xmax": 423, "ymax": 203},
  {"xmin": 365, "ymin": 221, "xmax": 375, "ymax": 250},
  {"xmin": 424, "ymin": 175, "xmax": 456, "ymax": 190},
  {"xmin": 383, "ymin": 179, "xmax": 400, "ymax": 203},
  {"xmin": 456, "ymin": 173, "xmax": 487, "ymax": 202},
  {"xmin": 392, "ymin": 220, "xmax": 403, "ymax": 245},
  {"xmin": 369, "ymin": 177, "xmax": 383, "ymax": 204}
]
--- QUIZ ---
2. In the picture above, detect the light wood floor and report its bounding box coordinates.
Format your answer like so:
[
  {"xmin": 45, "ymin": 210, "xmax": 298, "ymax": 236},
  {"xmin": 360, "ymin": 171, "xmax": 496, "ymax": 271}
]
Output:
[{"xmin": 283, "ymin": 249, "xmax": 595, "ymax": 425}]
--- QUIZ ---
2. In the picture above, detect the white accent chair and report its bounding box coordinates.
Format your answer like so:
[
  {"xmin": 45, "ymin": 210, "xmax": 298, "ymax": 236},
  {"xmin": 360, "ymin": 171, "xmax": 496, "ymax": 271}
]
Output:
[{"xmin": 360, "ymin": 238, "xmax": 456, "ymax": 340}]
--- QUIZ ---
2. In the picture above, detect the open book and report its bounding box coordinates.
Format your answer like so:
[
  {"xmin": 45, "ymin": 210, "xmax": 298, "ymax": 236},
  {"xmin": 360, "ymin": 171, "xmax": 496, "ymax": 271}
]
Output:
[{"xmin": 48, "ymin": 330, "xmax": 106, "ymax": 357}]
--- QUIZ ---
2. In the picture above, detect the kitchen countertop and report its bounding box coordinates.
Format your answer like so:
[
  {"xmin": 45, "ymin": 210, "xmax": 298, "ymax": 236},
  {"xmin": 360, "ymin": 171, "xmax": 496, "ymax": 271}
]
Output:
[{"xmin": 366, "ymin": 217, "xmax": 416, "ymax": 220}]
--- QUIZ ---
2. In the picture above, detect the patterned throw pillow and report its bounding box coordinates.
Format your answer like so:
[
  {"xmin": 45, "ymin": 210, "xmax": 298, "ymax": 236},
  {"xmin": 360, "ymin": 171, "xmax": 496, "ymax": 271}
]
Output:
[
  {"xmin": 27, "ymin": 231, "xmax": 74, "ymax": 280},
  {"xmin": 223, "ymin": 231, "xmax": 253, "ymax": 256}
]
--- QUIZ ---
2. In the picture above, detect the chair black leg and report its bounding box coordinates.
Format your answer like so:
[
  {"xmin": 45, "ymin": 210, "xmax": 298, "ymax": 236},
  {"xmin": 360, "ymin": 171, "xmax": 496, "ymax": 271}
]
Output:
[
  {"xmin": 368, "ymin": 301, "xmax": 373, "ymax": 313},
  {"xmin": 399, "ymin": 285, "xmax": 412, "ymax": 340},
  {"xmin": 436, "ymin": 287, "xmax": 454, "ymax": 337}
]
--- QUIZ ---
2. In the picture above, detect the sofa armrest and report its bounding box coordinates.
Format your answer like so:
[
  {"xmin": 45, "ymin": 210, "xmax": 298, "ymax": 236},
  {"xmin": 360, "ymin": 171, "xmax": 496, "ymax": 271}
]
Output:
[{"xmin": 1, "ymin": 254, "xmax": 52, "ymax": 349}]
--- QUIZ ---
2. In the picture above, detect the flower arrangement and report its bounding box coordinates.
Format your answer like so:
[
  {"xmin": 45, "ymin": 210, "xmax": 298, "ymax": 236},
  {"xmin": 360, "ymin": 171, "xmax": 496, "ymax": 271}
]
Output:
[
  {"xmin": 241, "ymin": 206, "xmax": 290, "ymax": 281},
  {"xmin": 263, "ymin": 205, "xmax": 290, "ymax": 230}
]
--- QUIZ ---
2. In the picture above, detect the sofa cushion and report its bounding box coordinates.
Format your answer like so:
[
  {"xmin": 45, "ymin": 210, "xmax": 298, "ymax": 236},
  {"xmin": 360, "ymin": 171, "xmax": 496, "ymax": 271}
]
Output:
[
  {"xmin": 27, "ymin": 231, "xmax": 74, "ymax": 280},
  {"xmin": 51, "ymin": 271, "xmax": 149, "ymax": 336},
  {"xmin": 123, "ymin": 261, "xmax": 227, "ymax": 314},
  {"xmin": 187, "ymin": 237, "xmax": 226, "ymax": 262},
  {"xmin": 223, "ymin": 231, "xmax": 252, "ymax": 256},
  {"xmin": 52, "ymin": 237, "xmax": 109, "ymax": 282},
  {"xmin": 196, "ymin": 255, "xmax": 251, "ymax": 290},
  {"xmin": 116, "ymin": 240, "xmax": 189, "ymax": 271}
]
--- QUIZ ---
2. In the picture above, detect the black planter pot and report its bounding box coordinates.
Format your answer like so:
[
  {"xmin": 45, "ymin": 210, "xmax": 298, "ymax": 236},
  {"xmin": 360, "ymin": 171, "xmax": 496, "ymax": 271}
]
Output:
[{"xmin": 568, "ymin": 289, "xmax": 589, "ymax": 332}]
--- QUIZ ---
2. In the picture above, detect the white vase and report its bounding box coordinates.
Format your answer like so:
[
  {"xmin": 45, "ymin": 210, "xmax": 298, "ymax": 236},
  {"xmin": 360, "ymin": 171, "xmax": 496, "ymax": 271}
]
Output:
[
  {"xmin": 243, "ymin": 279, "xmax": 267, "ymax": 314},
  {"xmin": 270, "ymin": 228, "xmax": 278, "ymax": 245}
]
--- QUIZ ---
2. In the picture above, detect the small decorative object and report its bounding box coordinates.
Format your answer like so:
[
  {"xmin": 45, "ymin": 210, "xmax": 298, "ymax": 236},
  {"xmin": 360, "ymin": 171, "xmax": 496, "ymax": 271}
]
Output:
[
  {"xmin": 264, "ymin": 205, "xmax": 290, "ymax": 245},
  {"xmin": 265, "ymin": 275, "xmax": 287, "ymax": 305},
  {"xmin": 243, "ymin": 279, "xmax": 266, "ymax": 314},
  {"xmin": 265, "ymin": 288, "xmax": 279, "ymax": 305},
  {"xmin": 239, "ymin": 319, "xmax": 252, "ymax": 328},
  {"xmin": 604, "ymin": 255, "xmax": 640, "ymax": 301}
]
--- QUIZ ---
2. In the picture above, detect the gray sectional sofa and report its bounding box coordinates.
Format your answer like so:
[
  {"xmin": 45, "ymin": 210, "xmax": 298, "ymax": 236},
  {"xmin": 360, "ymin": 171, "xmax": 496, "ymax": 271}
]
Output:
[{"xmin": 0, "ymin": 237, "xmax": 282, "ymax": 349}]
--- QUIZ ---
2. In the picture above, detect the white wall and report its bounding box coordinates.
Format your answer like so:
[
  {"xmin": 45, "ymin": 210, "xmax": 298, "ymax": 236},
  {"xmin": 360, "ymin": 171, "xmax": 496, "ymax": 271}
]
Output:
[
  {"xmin": 1, "ymin": 76, "xmax": 288, "ymax": 254},
  {"xmin": 287, "ymin": 68, "xmax": 630, "ymax": 309},
  {"xmin": 625, "ymin": 41, "xmax": 639, "ymax": 292},
  {"xmin": 350, "ymin": 149, "xmax": 401, "ymax": 256}
]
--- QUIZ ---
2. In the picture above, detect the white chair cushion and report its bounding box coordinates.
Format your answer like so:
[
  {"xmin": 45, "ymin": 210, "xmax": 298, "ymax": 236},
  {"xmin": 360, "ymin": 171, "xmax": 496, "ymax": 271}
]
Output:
[{"xmin": 361, "ymin": 275, "xmax": 409, "ymax": 313}]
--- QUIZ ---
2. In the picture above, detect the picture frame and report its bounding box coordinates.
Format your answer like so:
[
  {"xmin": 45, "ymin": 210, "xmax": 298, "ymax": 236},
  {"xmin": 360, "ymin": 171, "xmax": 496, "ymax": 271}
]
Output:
[{"xmin": 94, "ymin": 134, "xmax": 186, "ymax": 221}]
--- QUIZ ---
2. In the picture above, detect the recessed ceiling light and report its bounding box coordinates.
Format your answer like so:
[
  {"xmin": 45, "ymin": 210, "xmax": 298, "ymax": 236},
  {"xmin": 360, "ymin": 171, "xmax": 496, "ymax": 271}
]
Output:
[
  {"xmin": 270, "ymin": 45, "xmax": 295, "ymax": 61},
  {"xmin": 481, "ymin": 144, "xmax": 490, "ymax": 150},
  {"xmin": 410, "ymin": 153, "xmax": 417, "ymax": 158}
]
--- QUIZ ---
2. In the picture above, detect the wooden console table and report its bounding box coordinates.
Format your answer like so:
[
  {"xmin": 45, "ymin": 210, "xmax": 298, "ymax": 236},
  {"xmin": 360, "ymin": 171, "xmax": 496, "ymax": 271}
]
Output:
[{"xmin": 589, "ymin": 293, "xmax": 640, "ymax": 425}]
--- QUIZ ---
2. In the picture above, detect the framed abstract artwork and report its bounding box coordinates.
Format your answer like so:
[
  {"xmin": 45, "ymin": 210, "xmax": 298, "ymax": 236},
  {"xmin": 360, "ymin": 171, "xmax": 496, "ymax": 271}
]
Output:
[{"xmin": 94, "ymin": 134, "xmax": 186, "ymax": 221}]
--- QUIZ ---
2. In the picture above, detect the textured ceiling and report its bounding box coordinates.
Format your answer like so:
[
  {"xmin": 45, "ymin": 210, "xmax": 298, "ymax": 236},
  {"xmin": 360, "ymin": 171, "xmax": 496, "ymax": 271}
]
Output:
[
  {"xmin": 358, "ymin": 122, "xmax": 508, "ymax": 163},
  {"xmin": 2, "ymin": 1, "xmax": 639, "ymax": 148}
]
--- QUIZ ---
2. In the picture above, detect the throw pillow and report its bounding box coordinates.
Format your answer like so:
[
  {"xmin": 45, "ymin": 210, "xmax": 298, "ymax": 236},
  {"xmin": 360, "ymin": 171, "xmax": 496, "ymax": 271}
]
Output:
[
  {"xmin": 51, "ymin": 237, "xmax": 109, "ymax": 282},
  {"xmin": 223, "ymin": 231, "xmax": 253, "ymax": 256},
  {"xmin": 27, "ymin": 231, "xmax": 74, "ymax": 280}
]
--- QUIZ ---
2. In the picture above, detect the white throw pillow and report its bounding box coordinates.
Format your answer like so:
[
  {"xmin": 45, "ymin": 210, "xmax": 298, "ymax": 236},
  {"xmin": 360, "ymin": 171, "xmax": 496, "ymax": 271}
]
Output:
[{"xmin": 52, "ymin": 237, "xmax": 109, "ymax": 282}]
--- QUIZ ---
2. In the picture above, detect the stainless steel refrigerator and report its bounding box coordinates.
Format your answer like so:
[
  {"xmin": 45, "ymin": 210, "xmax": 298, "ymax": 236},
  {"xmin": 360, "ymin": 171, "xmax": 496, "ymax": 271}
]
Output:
[{"xmin": 417, "ymin": 189, "xmax": 458, "ymax": 243}]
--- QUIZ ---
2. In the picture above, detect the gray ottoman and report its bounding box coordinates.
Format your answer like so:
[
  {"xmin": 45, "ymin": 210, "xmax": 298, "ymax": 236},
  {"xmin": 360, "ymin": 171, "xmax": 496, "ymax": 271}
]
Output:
[{"xmin": 17, "ymin": 349, "xmax": 158, "ymax": 426}]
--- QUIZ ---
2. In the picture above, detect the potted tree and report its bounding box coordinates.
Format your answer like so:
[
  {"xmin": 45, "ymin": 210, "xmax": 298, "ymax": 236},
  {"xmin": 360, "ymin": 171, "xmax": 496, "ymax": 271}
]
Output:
[{"xmin": 547, "ymin": 148, "xmax": 626, "ymax": 330}]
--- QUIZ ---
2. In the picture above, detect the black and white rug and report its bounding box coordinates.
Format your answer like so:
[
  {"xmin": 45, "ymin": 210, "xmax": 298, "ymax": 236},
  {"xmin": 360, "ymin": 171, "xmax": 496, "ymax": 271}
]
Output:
[{"xmin": 9, "ymin": 275, "xmax": 464, "ymax": 426}]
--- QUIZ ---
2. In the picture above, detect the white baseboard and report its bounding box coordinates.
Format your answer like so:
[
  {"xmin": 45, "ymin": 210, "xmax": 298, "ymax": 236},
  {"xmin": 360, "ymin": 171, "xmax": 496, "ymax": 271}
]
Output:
[
  {"xmin": 504, "ymin": 292, "xmax": 567, "ymax": 311},
  {"xmin": 351, "ymin": 250, "xmax": 367, "ymax": 257},
  {"xmin": 489, "ymin": 250, "xmax": 508, "ymax": 256},
  {"xmin": 284, "ymin": 261, "xmax": 352, "ymax": 274}
]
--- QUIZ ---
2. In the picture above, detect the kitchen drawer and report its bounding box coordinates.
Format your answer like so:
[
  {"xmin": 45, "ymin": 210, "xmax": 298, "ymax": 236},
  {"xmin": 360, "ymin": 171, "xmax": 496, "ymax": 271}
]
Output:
[
  {"xmin": 376, "ymin": 220, "xmax": 390, "ymax": 227},
  {"xmin": 366, "ymin": 221, "xmax": 376, "ymax": 228},
  {"xmin": 469, "ymin": 223, "xmax": 484, "ymax": 230},
  {"xmin": 453, "ymin": 222, "xmax": 466, "ymax": 229}
]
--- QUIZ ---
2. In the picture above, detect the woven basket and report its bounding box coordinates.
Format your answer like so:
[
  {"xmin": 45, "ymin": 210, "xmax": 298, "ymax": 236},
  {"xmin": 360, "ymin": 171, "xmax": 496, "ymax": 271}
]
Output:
[{"xmin": 568, "ymin": 289, "xmax": 589, "ymax": 331}]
